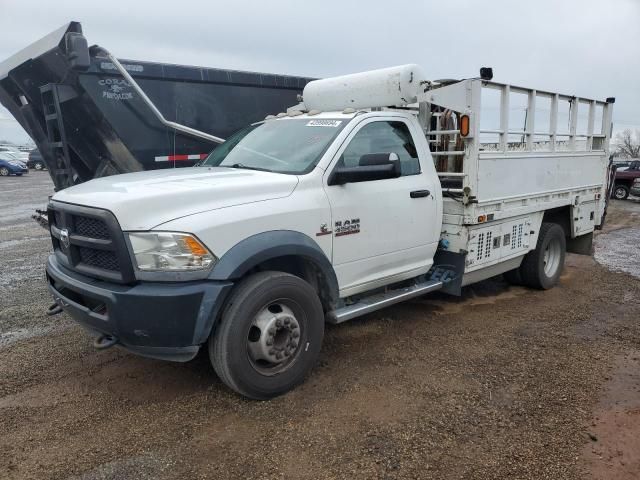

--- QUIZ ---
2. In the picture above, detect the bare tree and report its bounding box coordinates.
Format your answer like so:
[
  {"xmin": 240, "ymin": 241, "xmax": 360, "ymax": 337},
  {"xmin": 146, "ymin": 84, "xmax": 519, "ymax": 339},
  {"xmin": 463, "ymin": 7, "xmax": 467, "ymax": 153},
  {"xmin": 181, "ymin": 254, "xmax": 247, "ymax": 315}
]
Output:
[{"xmin": 614, "ymin": 129, "xmax": 640, "ymax": 158}]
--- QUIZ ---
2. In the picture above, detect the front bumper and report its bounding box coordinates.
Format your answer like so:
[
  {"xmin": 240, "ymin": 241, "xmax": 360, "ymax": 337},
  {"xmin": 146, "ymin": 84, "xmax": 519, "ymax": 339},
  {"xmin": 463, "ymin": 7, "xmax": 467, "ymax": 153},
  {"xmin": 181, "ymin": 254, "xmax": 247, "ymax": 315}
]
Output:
[{"xmin": 46, "ymin": 255, "xmax": 233, "ymax": 361}]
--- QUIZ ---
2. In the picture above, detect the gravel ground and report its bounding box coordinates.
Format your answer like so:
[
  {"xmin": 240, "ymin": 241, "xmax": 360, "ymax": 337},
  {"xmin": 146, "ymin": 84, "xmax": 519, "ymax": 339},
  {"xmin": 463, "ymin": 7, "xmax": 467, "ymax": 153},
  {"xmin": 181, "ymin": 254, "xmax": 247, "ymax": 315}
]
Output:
[{"xmin": 1, "ymin": 174, "xmax": 639, "ymax": 480}]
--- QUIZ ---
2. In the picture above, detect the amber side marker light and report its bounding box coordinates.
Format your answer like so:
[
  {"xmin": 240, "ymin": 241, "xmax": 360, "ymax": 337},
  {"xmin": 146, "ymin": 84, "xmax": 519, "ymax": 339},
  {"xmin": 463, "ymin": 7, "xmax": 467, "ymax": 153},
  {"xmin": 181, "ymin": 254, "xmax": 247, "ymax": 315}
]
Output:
[
  {"xmin": 460, "ymin": 115, "xmax": 470, "ymax": 137},
  {"xmin": 183, "ymin": 235, "xmax": 209, "ymax": 256}
]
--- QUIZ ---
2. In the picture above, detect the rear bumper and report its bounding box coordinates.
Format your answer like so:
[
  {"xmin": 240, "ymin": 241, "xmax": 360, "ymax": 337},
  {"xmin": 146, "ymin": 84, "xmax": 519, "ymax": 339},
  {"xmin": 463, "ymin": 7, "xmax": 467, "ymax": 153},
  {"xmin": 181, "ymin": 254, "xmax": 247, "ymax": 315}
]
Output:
[
  {"xmin": 46, "ymin": 255, "xmax": 233, "ymax": 361},
  {"xmin": 631, "ymin": 187, "xmax": 640, "ymax": 197}
]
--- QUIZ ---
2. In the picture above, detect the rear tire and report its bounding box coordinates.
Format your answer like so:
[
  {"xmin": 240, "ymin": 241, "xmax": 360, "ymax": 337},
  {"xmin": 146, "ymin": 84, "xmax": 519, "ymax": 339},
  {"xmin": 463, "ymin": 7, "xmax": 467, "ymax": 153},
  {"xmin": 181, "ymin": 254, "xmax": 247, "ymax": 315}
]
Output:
[
  {"xmin": 613, "ymin": 184, "xmax": 629, "ymax": 200},
  {"xmin": 520, "ymin": 222, "xmax": 566, "ymax": 290},
  {"xmin": 209, "ymin": 271, "xmax": 324, "ymax": 400}
]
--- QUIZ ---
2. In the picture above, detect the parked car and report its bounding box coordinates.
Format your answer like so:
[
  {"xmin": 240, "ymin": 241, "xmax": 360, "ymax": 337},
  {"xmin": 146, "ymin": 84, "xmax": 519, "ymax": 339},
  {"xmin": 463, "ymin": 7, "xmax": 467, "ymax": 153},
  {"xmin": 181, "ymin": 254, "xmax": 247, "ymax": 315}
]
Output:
[
  {"xmin": 0, "ymin": 145, "xmax": 29, "ymax": 162},
  {"xmin": 0, "ymin": 152, "xmax": 28, "ymax": 176},
  {"xmin": 613, "ymin": 160, "xmax": 640, "ymax": 199},
  {"xmin": 613, "ymin": 159, "xmax": 633, "ymax": 170},
  {"xmin": 27, "ymin": 149, "xmax": 46, "ymax": 170}
]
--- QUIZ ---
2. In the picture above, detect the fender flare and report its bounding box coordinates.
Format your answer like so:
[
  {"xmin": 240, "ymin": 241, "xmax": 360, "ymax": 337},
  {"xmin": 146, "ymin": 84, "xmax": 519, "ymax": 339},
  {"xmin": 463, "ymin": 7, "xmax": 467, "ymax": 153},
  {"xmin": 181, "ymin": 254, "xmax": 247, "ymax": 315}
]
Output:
[{"xmin": 209, "ymin": 230, "xmax": 339, "ymax": 303}]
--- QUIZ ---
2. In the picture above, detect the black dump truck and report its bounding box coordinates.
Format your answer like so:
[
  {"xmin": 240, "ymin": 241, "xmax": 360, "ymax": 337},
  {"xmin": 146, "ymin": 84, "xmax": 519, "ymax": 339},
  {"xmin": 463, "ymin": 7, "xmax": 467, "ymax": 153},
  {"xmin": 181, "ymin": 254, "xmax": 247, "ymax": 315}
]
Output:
[{"xmin": 0, "ymin": 21, "xmax": 313, "ymax": 191}]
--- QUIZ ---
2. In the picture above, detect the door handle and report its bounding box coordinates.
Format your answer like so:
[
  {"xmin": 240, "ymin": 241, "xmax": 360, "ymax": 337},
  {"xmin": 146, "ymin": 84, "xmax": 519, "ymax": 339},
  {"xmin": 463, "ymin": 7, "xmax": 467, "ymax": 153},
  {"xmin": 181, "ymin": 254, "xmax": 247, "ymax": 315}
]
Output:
[{"xmin": 410, "ymin": 189, "xmax": 430, "ymax": 198}]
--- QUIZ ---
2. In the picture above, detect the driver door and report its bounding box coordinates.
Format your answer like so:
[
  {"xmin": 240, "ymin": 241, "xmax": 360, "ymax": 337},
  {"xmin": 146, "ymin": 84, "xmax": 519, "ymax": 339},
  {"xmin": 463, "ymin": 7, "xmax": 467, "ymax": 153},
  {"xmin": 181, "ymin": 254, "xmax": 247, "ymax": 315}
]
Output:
[{"xmin": 323, "ymin": 117, "xmax": 439, "ymax": 296}]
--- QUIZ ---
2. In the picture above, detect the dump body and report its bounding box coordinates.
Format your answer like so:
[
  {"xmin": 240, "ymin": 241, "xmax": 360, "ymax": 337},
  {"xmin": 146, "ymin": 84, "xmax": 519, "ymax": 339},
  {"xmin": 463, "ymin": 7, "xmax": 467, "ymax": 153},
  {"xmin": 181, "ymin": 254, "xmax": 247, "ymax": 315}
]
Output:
[{"xmin": 0, "ymin": 22, "xmax": 313, "ymax": 190}]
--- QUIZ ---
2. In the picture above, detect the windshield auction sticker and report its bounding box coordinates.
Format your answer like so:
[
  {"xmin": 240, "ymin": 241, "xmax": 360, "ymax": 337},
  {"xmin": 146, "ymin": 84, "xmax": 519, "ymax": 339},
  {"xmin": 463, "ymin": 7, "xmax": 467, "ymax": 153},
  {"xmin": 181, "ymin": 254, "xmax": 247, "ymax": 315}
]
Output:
[{"xmin": 305, "ymin": 120, "xmax": 342, "ymax": 127}]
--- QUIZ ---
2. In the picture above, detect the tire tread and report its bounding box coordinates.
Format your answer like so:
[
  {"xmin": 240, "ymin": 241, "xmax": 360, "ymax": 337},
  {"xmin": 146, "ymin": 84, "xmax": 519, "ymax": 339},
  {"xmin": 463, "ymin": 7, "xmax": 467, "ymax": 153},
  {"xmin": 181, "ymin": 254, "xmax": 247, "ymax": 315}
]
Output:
[
  {"xmin": 520, "ymin": 222, "xmax": 566, "ymax": 290},
  {"xmin": 210, "ymin": 271, "xmax": 323, "ymax": 399}
]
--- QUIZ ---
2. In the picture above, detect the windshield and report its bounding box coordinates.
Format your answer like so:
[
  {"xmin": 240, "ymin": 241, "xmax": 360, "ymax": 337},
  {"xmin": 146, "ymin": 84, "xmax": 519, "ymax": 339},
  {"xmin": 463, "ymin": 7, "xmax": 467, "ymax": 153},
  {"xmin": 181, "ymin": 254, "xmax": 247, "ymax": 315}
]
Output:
[{"xmin": 200, "ymin": 118, "xmax": 347, "ymax": 174}]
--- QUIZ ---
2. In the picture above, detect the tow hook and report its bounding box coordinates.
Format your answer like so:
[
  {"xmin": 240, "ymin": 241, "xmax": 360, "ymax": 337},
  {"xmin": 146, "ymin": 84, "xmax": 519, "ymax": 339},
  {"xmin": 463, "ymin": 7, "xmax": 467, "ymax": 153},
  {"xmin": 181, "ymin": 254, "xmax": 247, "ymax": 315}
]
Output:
[
  {"xmin": 93, "ymin": 334, "xmax": 118, "ymax": 350},
  {"xmin": 47, "ymin": 303, "xmax": 63, "ymax": 316}
]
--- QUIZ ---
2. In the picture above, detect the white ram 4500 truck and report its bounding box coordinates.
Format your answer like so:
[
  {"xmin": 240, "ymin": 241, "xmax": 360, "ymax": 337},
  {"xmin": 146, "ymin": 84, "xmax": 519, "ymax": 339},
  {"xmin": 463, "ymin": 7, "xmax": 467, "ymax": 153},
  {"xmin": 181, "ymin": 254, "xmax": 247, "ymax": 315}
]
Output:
[{"xmin": 45, "ymin": 65, "xmax": 614, "ymax": 399}]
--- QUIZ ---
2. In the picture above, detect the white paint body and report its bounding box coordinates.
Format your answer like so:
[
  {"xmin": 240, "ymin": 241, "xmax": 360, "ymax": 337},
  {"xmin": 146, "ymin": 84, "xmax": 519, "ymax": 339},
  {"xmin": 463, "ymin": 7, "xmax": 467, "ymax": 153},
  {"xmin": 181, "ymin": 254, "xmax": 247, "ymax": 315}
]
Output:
[{"xmin": 53, "ymin": 67, "xmax": 613, "ymax": 300}]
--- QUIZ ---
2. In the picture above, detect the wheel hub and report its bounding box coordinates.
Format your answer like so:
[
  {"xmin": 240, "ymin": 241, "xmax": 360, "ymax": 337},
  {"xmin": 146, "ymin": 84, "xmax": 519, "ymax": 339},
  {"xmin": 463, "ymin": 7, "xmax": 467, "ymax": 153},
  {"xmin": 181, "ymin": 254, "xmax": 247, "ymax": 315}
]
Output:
[
  {"xmin": 248, "ymin": 303, "xmax": 300, "ymax": 366},
  {"xmin": 543, "ymin": 238, "xmax": 562, "ymax": 277}
]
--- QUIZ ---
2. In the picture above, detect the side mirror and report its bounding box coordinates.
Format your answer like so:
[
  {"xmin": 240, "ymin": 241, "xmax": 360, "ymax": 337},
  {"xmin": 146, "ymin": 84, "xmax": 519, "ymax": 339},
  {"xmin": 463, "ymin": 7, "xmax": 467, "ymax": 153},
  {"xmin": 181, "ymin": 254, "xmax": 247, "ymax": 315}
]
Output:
[{"xmin": 329, "ymin": 153, "xmax": 401, "ymax": 186}]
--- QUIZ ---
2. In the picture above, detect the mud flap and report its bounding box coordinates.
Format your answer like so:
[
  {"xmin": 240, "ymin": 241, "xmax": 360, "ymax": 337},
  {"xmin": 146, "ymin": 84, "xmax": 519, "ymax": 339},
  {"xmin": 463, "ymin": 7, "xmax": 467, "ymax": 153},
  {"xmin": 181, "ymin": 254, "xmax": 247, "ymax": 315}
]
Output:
[
  {"xmin": 598, "ymin": 157, "xmax": 616, "ymax": 230},
  {"xmin": 426, "ymin": 250, "xmax": 466, "ymax": 296}
]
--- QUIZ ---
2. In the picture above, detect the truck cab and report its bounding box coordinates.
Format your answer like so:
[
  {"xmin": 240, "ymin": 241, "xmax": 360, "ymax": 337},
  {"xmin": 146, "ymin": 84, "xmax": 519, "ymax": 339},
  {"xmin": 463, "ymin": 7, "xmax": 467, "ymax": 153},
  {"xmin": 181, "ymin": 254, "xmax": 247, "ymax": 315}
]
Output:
[
  {"xmin": 187, "ymin": 110, "xmax": 443, "ymax": 297},
  {"xmin": 47, "ymin": 109, "xmax": 443, "ymax": 396}
]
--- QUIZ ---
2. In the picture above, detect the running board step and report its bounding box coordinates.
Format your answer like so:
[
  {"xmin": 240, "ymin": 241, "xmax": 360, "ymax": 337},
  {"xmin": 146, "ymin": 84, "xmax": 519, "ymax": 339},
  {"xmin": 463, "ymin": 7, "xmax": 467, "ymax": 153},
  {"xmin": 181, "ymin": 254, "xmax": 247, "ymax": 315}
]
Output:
[{"xmin": 327, "ymin": 279, "xmax": 443, "ymax": 324}]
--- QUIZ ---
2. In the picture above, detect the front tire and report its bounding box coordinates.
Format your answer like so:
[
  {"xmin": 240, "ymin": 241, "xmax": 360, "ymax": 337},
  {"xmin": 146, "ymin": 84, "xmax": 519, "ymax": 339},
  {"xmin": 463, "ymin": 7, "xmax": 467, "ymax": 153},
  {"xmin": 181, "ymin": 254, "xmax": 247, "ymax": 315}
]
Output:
[
  {"xmin": 0, "ymin": 167, "xmax": 9, "ymax": 176},
  {"xmin": 33, "ymin": 162, "xmax": 44, "ymax": 171},
  {"xmin": 613, "ymin": 184, "xmax": 629, "ymax": 200},
  {"xmin": 520, "ymin": 222, "xmax": 566, "ymax": 290},
  {"xmin": 209, "ymin": 271, "xmax": 324, "ymax": 400}
]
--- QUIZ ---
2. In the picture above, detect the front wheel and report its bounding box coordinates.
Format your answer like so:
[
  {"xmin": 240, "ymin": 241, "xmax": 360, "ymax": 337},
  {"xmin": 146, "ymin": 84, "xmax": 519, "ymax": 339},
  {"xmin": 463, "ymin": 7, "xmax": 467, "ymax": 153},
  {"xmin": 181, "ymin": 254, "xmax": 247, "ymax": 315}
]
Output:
[
  {"xmin": 520, "ymin": 222, "xmax": 566, "ymax": 290},
  {"xmin": 209, "ymin": 271, "xmax": 324, "ymax": 400},
  {"xmin": 33, "ymin": 162, "xmax": 44, "ymax": 171},
  {"xmin": 0, "ymin": 167, "xmax": 9, "ymax": 176},
  {"xmin": 613, "ymin": 184, "xmax": 629, "ymax": 200}
]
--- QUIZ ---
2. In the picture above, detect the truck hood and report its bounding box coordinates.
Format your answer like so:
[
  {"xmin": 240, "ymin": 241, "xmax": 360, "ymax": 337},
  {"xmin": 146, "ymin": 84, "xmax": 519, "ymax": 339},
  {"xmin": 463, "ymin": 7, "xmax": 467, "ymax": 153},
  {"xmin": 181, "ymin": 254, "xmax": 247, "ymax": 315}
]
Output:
[{"xmin": 52, "ymin": 167, "xmax": 299, "ymax": 230}]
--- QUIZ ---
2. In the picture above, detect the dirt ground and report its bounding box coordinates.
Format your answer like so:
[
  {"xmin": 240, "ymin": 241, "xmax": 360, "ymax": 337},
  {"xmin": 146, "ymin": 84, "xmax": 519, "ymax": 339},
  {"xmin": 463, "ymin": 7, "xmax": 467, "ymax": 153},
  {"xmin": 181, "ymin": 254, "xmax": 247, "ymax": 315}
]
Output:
[{"xmin": 1, "ymin": 173, "xmax": 639, "ymax": 480}]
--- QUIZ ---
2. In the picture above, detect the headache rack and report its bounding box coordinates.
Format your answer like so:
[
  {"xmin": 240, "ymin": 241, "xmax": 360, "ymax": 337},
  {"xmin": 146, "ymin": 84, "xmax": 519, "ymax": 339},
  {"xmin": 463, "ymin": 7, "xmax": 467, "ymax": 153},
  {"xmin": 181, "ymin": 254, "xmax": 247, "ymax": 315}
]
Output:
[{"xmin": 414, "ymin": 78, "xmax": 614, "ymax": 226}]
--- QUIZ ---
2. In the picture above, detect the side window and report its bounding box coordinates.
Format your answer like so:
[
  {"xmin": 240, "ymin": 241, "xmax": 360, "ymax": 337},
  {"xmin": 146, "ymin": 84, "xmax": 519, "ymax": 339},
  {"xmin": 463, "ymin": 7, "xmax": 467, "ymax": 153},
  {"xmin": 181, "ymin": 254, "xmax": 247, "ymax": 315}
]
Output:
[{"xmin": 337, "ymin": 121, "xmax": 420, "ymax": 176}]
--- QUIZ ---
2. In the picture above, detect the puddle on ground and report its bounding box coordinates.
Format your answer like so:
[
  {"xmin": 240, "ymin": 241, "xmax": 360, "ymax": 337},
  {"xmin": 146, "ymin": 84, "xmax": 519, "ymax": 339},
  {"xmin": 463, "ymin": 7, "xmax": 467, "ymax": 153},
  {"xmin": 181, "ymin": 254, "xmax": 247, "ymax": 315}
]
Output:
[{"xmin": 594, "ymin": 227, "xmax": 640, "ymax": 279}]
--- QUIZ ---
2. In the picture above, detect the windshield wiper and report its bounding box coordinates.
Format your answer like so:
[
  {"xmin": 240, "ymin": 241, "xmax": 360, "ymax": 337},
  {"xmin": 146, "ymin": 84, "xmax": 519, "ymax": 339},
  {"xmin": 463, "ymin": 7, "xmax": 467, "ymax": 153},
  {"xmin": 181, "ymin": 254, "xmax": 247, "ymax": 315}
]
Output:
[{"xmin": 228, "ymin": 163, "xmax": 272, "ymax": 172}]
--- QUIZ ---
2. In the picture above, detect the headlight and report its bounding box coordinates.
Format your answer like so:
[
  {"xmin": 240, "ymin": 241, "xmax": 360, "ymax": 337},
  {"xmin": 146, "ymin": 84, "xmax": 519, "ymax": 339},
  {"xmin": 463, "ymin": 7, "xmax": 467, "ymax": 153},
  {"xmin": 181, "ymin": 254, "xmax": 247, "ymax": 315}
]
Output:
[{"xmin": 127, "ymin": 232, "xmax": 216, "ymax": 271}]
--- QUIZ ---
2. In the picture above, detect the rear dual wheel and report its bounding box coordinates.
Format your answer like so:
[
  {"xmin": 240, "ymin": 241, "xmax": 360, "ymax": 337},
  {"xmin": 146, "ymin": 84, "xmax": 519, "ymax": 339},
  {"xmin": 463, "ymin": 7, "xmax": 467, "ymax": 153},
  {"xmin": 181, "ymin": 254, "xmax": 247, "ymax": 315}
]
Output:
[
  {"xmin": 209, "ymin": 271, "xmax": 324, "ymax": 400},
  {"xmin": 504, "ymin": 222, "xmax": 566, "ymax": 290}
]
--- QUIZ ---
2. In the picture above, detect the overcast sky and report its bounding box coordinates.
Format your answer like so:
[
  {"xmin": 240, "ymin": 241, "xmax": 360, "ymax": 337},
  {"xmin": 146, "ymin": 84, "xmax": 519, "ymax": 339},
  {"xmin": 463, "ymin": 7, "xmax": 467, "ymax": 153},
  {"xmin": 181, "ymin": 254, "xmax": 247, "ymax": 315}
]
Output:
[{"xmin": 1, "ymin": 0, "xmax": 638, "ymax": 143}]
